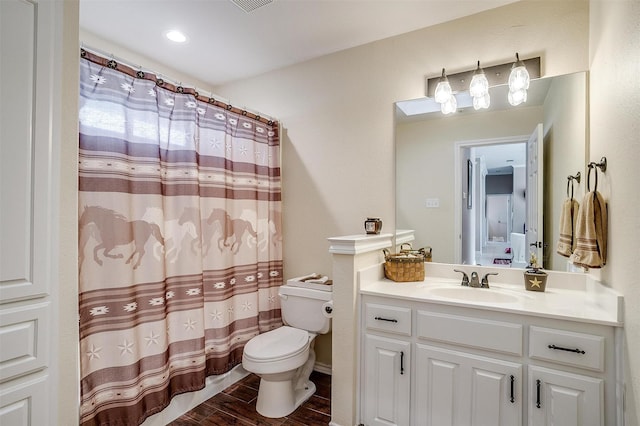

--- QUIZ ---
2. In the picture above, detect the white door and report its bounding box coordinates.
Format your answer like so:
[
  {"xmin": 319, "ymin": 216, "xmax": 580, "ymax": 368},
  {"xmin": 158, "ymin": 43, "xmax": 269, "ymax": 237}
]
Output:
[
  {"xmin": 415, "ymin": 344, "xmax": 522, "ymax": 426},
  {"xmin": 363, "ymin": 334, "xmax": 411, "ymax": 426},
  {"xmin": 0, "ymin": 0, "xmax": 58, "ymax": 424},
  {"xmin": 528, "ymin": 366, "xmax": 603, "ymax": 426},
  {"xmin": 526, "ymin": 124, "xmax": 544, "ymax": 265}
]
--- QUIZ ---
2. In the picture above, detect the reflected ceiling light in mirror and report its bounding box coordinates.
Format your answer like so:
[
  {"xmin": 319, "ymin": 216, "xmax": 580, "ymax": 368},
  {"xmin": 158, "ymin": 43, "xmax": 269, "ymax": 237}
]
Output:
[
  {"xmin": 469, "ymin": 61, "xmax": 490, "ymax": 110},
  {"xmin": 508, "ymin": 53, "xmax": 530, "ymax": 106},
  {"xmin": 441, "ymin": 94, "xmax": 458, "ymax": 114}
]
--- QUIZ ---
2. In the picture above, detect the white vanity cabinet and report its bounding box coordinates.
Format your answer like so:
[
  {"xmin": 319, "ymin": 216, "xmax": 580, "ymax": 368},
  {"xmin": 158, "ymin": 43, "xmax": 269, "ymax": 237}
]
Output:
[
  {"xmin": 527, "ymin": 325, "xmax": 607, "ymax": 426},
  {"xmin": 362, "ymin": 303, "xmax": 412, "ymax": 426},
  {"xmin": 415, "ymin": 344, "xmax": 522, "ymax": 426},
  {"xmin": 359, "ymin": 294, "xmax": 619, "ymax": 426}
]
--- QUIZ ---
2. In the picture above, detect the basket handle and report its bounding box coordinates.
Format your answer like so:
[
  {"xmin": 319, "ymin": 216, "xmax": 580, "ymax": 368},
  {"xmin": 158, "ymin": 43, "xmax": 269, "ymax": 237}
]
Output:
[
  {"xmin": 382, "ymin": 248, "xmax": 391, "ymax": 260},
  {"xmin": 400, "ymin": 243, "xmax": 413, "ymax": 252}
]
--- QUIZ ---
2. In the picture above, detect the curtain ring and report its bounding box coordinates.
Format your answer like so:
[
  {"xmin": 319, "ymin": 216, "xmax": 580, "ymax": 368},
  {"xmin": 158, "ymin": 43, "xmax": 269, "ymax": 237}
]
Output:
[
  {"xmin": 157, "ymin": 79, "xmax": 164, "ymax": 86},
  {"xmin": 226, "ymin": 104, "xmax": 233, "ymax": 111},
  {"xmin": 136, "ymin": 70, "xmax": 145, "ymax": 79},
  {"xmin": 242, "ymin": 110, "xmax": 248, "ymax": 116},
  {"xmin": 107, "ymin": 59, "xmax": 117, "ymax": 69},
  {"xmin": 80, "ymin": 48, "xmax": 87, "ymax": 58},
  {"xmin": 177, "ymin": 86, "xmax": 184, "ymax": 94}
]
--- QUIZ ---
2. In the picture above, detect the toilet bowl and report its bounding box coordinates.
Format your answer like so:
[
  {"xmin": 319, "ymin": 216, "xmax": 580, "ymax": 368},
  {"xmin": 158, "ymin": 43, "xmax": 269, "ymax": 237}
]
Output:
[{"xmin": 242, "ymin": 282, "xmax": 332, "ymax": 418}]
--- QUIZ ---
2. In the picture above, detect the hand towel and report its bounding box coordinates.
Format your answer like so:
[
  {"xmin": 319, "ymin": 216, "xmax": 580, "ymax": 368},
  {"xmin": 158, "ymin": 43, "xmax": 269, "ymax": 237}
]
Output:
[
  {"xmin": 556, "ymin": 198, "xmax": 580, "ymax": 257},
  {"xmin": 569, "ymin": 191, "xmax": 608, "ymax": 268}
]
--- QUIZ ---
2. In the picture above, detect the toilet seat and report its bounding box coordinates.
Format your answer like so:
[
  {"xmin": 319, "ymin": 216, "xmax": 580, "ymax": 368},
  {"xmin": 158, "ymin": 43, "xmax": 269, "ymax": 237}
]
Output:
[{"xmin": 243, "ymin": 326, "xmax": 310, "ymax": 362}]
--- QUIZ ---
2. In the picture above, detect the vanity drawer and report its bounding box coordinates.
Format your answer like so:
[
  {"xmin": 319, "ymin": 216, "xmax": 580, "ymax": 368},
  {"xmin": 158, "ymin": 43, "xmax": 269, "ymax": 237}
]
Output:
[
  {"xmin": 417, "ymin": 311, "xmax": 523, "ymax": 356},
  {"xmin": 529, "ymin": 326, "xmax": 605, "ymax": 372},
  {"xmin": 365, "ymin": 303, "xmax": 411, "ymax": 336}
]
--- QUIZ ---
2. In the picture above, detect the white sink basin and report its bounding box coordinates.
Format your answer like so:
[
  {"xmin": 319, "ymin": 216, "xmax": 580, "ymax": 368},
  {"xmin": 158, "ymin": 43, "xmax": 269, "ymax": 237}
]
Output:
[{"xmin": 426, "ymin": 286, "xmax": 520, "ymax": 304}]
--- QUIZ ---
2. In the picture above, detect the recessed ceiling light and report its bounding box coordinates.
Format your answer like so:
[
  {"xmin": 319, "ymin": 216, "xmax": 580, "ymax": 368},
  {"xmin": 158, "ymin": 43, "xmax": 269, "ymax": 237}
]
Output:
[{"xmin": 165, "ymin": 30, "xmax": 187, "ymax": 43}]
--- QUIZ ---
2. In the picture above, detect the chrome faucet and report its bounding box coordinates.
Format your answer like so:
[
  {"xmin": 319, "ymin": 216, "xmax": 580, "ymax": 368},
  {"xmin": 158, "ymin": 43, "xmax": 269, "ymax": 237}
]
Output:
[
  {"xmin": 453, "ymin": 270, "xmax": 499, "ymax": 288},
  {"xmin": 470, "ymin": 271, "xmax": 480, "ymax": 287},
  {"xmin": 453, "ymin": 269, "xmax": 469, "ymax": 286},
  {"xmin": 481, "ymin": 272, "xmax": 499, "ymax": 289}
]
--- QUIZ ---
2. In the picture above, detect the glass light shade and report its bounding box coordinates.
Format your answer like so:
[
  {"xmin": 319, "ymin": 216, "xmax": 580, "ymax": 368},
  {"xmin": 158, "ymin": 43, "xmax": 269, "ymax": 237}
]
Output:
[
  {"xmin": 508, "ymin": 65, "xmax": 530, "ymax": 92},
  {"xmin": 469, "ymin": 72, "xmax": 489, "ymax": 98},
  {"xmin": 473, "ymin": 92, "xmax": 490, "ymax": 110},
  {"xmin": 434, "ymin": 80, "xmax": 452, "ymax": 104},
  {"xmin": 508, "ymin": 88, "xmax": 527, "ymax": 106},
  {"xmin": 440, "ymin": 95, "xmax": 457, "ymax": 114}
]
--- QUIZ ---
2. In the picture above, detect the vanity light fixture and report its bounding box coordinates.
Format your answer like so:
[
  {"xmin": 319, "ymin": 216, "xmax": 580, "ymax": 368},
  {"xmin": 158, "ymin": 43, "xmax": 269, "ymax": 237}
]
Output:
[
  {"xmin": 469, "ymin": 61, "xmax": 490, "ymax": 110},
  {"xmin": 434, "ymin": 68, "xmax": 457, "ymax": 114},
  {"xmin": 508, "ymin": 53, "xmax": 530, "ymax": 106},
  {"xmin": 425, "ymin": 55, "xmax": 540, "ymax": 114}
]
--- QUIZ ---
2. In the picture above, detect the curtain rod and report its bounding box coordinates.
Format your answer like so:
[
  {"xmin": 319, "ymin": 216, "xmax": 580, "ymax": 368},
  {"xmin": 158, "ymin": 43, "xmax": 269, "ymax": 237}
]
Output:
[{"xmin": 80, "ymin": 43, "xmax": 278, "ymax": 125}]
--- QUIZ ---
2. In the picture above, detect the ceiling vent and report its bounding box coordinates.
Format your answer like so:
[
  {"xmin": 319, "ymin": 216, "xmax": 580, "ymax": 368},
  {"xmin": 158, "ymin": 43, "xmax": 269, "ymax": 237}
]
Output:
[{"xmin": 230, "ymin": 0, "xmax": 273, "ymax": 13}]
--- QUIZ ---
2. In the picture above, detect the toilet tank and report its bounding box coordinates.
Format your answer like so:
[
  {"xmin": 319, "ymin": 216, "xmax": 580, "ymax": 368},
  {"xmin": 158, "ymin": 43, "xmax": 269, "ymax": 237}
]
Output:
[{"xmin": 278, "ymin": 284, "xmax": 332, "ymax": 334}]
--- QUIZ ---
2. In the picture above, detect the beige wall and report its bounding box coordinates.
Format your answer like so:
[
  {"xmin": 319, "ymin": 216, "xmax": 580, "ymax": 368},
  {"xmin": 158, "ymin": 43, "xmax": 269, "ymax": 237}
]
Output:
[
  {"xmin": 395, "ymin": 107, "xmax": 543, "ymax": 262},
  {"xmin": 589, "ymin": 1, "xmax": 640, "ymax": 424},
  {"xmin": 543, "ymin": 72, "xmax": 588, "ymax": 270},
  {"xmin": 216, "ymin": 1, "xmax": 589, "ymax": 367}
]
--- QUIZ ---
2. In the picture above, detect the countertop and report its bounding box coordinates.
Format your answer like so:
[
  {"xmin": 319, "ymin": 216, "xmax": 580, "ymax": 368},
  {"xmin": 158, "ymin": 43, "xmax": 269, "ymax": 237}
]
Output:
[{"xmin": 359, "ymin": 262, "xmax": 624, "ymax": 327}]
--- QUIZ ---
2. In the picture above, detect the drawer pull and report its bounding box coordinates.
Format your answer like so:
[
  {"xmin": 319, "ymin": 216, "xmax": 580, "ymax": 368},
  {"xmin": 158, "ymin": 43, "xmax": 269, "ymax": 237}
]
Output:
[
  {"xmin": 400, "ymin": 351, "xmax": 405, "ymax": 375},
  {"xmin": 374, "ymin": 316, "xmax": 398, "ymax": 323},
  {"xmin": 510, "ymin": 375, "xmax": 515, "ymax": 403},
  {"xmin": 548, "ymin": 344, "xmax": 586, "ymax": 354},
  {"xmin": 536, "ymin": 379, "xmax": 541, "ymax": 408}
]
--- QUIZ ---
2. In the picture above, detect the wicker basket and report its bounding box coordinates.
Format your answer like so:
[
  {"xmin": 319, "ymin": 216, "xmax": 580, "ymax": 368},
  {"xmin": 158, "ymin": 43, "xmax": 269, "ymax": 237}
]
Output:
[{"xmin": 383, "ymin": 244, "xmax": 427, "ymax": 282}]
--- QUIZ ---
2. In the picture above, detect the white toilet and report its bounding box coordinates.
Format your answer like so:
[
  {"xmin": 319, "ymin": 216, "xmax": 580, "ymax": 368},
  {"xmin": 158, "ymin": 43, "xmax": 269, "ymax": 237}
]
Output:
[{"xmin": 242, "ymin": 282, "xmax": 333, "ymax": 418}]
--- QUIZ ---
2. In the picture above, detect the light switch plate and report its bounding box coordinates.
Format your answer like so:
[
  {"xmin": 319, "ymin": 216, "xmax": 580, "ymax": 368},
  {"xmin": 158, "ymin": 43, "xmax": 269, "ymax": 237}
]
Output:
[{"xmin": 425, "ymin": 198, "xmax": 440, "ymax": 208}]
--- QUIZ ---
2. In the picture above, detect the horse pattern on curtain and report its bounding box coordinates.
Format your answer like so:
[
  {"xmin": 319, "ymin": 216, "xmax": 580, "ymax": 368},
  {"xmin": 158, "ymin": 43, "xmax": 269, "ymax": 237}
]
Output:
[{"xmin": 78, "ymin": 52, "xmax": 283, "ymax": 425}]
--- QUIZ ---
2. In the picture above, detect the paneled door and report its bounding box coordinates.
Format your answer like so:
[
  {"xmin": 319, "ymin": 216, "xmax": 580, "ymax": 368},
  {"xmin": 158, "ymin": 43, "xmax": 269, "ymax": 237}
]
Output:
[
  {"xmin": 525, "ymin": 123, "xmax": 544, "ymax": 264},
  {"xmin": 0, "ymin": 0, "xmax": 59, "ymax": 424}
]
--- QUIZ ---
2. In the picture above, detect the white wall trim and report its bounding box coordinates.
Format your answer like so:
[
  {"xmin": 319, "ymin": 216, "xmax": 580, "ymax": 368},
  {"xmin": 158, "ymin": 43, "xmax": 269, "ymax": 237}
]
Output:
[
  {"xmin": 328, "ymin": 233, "xmax": 394, "ymax": 255},
  {"xmin": 314, "ymin": 361, "xmax": 332, "ymax": 375}
]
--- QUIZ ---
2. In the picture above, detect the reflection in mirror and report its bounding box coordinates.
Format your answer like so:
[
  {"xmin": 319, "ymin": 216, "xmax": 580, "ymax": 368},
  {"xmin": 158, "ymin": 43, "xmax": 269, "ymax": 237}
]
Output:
[{"xmin": 395, "ymin": 72, "xmax": 588, "ymax": 272}]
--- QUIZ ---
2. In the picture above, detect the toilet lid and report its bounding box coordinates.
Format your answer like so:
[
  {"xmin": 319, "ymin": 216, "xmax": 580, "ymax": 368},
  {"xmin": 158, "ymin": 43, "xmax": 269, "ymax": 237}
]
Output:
[{"xmin": 244, "ymin": 326, "xmax": 309, "ymax": 361}]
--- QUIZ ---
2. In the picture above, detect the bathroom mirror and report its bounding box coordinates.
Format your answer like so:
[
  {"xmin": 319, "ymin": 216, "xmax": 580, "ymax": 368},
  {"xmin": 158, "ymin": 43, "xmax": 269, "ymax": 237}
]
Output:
[{"xmin": 395, "ymin": 72, "xmax": 588, "ymax": 271}]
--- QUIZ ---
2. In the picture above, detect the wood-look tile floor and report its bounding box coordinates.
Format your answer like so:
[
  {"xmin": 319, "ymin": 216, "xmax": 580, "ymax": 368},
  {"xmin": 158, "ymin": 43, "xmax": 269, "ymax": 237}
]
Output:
[{"xmin": 169, "ymin": 371, "xmax": 331, "ymax": 425}]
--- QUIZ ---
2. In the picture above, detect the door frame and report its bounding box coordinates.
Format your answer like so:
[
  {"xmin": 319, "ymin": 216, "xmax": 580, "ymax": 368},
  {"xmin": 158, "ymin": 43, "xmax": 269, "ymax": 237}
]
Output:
[{"xmin": 453, "ymin": 135, "xmax": 528, "ymax": 264}]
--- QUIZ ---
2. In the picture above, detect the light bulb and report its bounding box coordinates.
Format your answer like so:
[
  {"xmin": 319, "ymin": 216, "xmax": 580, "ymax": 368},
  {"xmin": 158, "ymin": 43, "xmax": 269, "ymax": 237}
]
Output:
[
  {"xmin": 434, "ymin": 68, "xmax": 452, "ymax": 104},
  {"xmin": 441, "ymin": 95, "xmax": 457, "ymax": 114},
  {"xmin": 434, "ymin": 80, "xmax": 452, "ymax": 104},
  {"xmin": 473, "ymin": 92, "xmax": 490, "ymax": 110},
  {"xmin": 508, "ymin": 88, "xmax": 527, "ymax": 106},
  {"xmin": 508, "ymin": 53, "xmax": 530, "ymax": 92},
  {"xmin": 469, "ymin": 62, "xmax": 489, "ymax": 98}
]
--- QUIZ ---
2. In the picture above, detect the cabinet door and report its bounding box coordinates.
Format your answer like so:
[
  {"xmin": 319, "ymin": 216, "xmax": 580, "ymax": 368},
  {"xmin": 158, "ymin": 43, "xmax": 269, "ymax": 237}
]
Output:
[
  {"xmin": 415, "ymin": 344, "xmax": 522, "ymax": 426},
  {"xmin": 363, "ymin": 334, "xmax": 411, "ymax": 426},
  {"xmin": 528, "ymin": 365, "xmax": 603, "ymax": 426}
]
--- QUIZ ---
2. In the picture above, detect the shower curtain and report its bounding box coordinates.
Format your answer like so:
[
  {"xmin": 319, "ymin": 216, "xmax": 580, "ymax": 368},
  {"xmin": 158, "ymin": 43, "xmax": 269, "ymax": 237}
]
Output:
[{"xmin": 78, "ymin": 50, "xmax": 282, "ymax": 426}]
